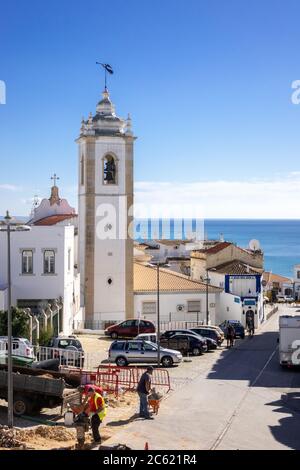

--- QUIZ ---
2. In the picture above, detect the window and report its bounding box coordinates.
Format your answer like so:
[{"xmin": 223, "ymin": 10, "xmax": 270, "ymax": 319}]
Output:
[
  {"xmin": 22, "ymin": 250, "xmax": 33, "ymax": 274},
  {"xmin": 297, "ymin": 271, "xmax": 300, "ymax": 280},
  {"xmin": 103, "ymin": 154, "xmax": 117, "ymax": 185},
  {"xmin": 127, "ymin": 342, "xmax": 142, "ymax": 351},
  {"xmin": 44, "ymin": 250, "xmax": 55, "ymax": 274},
  {"xmin": 120, "ymin": 320, "xmax": 136, "ymax": 328},
  {"xmin": 68, "ymin": 249, "xmax": 71, "ymax": 271},
  {"xmin": 187, "ymin": 301, "xmax": 201, "ymax": 313},
  {"xmin": 142, "ymin": 302, "xmax": 156, "ymax": 315},
  {"xmin": 143, "ymin": 343, "xmax": 157, "ymax": 352},
  {"xmin": 80, "ymin": 155, "xmax": 85, "ymax": 186},
  {"xmin": 111, "ymin": 341, "xmax": 125, "ymax": 351}
]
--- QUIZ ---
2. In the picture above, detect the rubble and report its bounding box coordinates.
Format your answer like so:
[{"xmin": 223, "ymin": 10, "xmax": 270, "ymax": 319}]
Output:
[{"xmin": 0, "ymin": 425, "xmax": 25, "ymax": 449}]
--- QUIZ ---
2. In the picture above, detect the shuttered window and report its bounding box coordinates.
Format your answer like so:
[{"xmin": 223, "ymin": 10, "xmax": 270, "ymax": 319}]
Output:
[{"xmin": 187, "ymin": 300, "xmax": 201, "ymax": 312}]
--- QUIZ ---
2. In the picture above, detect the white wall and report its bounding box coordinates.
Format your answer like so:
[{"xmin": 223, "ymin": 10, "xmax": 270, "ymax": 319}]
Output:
[
  {"xmin": 0, "ymin": 225, "xmax": 78, "ymax": 335},
  {"xmin": 134, "ymin": 292, "xmax": 218, "ymax": 325},
  {"xmin": 216, "ymin": 292, "xmax": 243, "ymax": 324}
]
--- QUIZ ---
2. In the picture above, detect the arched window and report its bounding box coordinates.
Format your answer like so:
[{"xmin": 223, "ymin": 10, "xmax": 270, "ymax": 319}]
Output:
[
  {"xmin": 80, "ymin": 155, "xmax": 85, "ymax": 186},
  {"xmin": 103, "ymin": 154, "xmax": 117, "ymax": 185}
]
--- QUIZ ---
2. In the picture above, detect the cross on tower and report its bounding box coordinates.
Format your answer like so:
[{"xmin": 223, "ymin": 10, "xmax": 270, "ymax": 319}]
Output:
[{"xmin": 51, "ymin": 173, "xmax": 60, "ymax": 187}]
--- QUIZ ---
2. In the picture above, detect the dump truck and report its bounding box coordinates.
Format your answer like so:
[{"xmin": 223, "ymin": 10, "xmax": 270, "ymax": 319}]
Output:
[
  {"xmin": 0, "ymin": 368, "xmax": 79, "ymax": 416},
  {"xmin": 279, "ymin": 315, "xmax": 300, "ymax": 367}
]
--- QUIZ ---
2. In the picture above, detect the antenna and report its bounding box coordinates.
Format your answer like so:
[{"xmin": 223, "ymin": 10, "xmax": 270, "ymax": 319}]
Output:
[{"xmin": 249, "ymin": 239, "xmax": 261, "ymax": 252}]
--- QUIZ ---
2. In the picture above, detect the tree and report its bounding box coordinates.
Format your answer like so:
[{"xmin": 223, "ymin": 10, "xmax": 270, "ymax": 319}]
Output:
[
  {"xmin": 38, "ymin": 325, "xmax": 54, "ymax": 346},
  {"xmin": 0, "ymin": 308, "xmax": 29, "ymax": 338}
]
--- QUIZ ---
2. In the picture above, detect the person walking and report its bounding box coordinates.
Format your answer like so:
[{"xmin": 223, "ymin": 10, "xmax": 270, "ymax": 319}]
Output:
[
  {"xmin": 137, "ymin": 366, "xmax": 154, "ymax": 419},
  {"xmin": 86, "ymin": 386, "xmax": 107, "ymax": 443},
  {"xmin": 226, "ymin": 323, "xmax": 235, "ymax": 348}
]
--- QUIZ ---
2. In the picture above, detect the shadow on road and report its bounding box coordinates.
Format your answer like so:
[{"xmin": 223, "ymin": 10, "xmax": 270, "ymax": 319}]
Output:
[
  {"xmin": 207, "ymin": 331, "xmax": 300, "ymax": 388},
  {"xmin": 266, "ymin": 392, "xmax": 300, "ymax": 450}
]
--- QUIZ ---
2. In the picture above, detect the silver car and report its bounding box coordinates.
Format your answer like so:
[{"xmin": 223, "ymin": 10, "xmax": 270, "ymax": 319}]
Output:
[{"xmin": 108, "ymin": 339, "xmax": 183, "ymax": 367}]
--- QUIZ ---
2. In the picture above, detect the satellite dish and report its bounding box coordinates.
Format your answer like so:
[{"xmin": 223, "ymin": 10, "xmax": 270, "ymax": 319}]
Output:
[{"xmin": 249, "ymin": 239, "xmax": 261, "ymax": 252}]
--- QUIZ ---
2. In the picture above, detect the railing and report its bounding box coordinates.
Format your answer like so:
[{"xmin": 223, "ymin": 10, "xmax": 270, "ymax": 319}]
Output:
[{"xmin": 33, "ymin": 345, "xmax": 85, "ymax": 368}]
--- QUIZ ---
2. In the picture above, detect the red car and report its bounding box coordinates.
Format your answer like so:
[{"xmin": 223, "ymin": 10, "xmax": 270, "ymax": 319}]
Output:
[{"xmin": 104, "ymin": 319, "xmax": 155, "ymax": 339}]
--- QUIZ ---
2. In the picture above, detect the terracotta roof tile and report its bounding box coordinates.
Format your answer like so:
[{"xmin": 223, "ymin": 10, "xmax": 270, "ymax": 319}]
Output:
[
  {"xmin": 33, "ymin": 214, "xmax": 77, "ymax": 226},
  {"xmin": 134, "ymin": 263, "xmax": 222, "ymax": 293}
]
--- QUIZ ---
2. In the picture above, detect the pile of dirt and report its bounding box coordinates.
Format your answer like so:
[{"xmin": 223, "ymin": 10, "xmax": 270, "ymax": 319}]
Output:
[
  {"xmin": 16, "ymin": 425, "xmax": 76, "ymax": 443},
  {"xmin": 0, "ymin": 425, "xmax": 25, "ymax": 449}
]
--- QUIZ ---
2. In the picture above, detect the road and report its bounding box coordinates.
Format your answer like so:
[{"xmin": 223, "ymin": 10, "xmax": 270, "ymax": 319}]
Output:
[{"xmin": 102, "ymin": 308, "xmax": 300, "ymax": 450}]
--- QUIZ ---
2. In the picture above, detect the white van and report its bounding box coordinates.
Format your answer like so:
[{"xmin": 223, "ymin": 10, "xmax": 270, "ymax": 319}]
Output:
[
  {"xmin": 135, "ymin": 332, "xmax": 157, "ymax": 343},
  {"xmin": 279, "ymin": 316, "xmax": 300, "ymax": 367},
  {"xmin": 0, "ymin": 337, "xmax": 35, "ymax": 359}
]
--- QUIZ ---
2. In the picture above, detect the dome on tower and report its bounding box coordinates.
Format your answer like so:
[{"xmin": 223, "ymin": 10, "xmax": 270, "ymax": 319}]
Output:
[{"xmin": 79, "ymin": 89, "xmax": 128, "ymax": 137}]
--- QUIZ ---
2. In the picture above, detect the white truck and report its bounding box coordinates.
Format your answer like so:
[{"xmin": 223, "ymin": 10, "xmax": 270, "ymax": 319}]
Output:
[{"xmin": 279, "ymin": 315, "xmax": 300, "ymax": 367}]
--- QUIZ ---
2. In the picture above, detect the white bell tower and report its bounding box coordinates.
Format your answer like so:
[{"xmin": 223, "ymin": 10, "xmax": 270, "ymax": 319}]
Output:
[{"xmin": 77, "ymin": 87, "xmax": 135, "ymax": 324}]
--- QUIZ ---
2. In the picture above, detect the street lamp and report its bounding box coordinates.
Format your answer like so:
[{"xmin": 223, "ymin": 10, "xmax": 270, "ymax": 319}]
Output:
[
  {"xmin": 148, "ymin": 261, "xmax": 165, "ymax": 366},
  {"xmin": 0, "ymin": 211, "xmax": 31, "ymax": 428},
  {"xmin": 203, "ymin": 270, "xmax": 211, "ymax": 325}
]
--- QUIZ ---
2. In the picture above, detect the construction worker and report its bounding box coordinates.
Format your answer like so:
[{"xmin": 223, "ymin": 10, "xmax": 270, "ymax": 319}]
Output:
[
  {"xmin": 137, "ymin": 366, "xmax": 154, "ymax": 419},
  {"xmin": 86, "ymin": 386, "xmax": 107, "ymax": 444}
]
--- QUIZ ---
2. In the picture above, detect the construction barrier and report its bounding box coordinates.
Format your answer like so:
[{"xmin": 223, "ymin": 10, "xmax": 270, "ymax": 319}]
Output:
[{"xmin": 96, "ymin": 364, "xmax": 171, "ymax": 397}]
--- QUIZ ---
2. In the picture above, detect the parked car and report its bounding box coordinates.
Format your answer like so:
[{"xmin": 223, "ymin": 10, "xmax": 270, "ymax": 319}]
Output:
[
  {"xmin": 105, "ymin": 319, "xmax": 155, "ymax": 339},
  {"xmin": 0, "ymin": 336, "xmax": 35, "ymax": 363},
  {"xmin": 39, "ymin": 335, "xmax": 85, "ymax": 367},
  {"xmin": 276, "ymin": 295, "xmax": 286, "ymax": 303},
  {"xmin": 108, "ymin": 339, "xmax": 182, "ymax": 367},
  {"xmin": 190, "ymin": 327, "xmax": 223, "ymax": 346},
  {"xmin": 198, "ymin": 325, "xmax": 225, "ymax": 340},
  {"xmin": 160, "ymin": 329, "xmax": 200, "ymax": 340},
  {"xmin": 219, "ymin": 320, "xmax": 245, "ymax": 339},
  {"xmin": 284, "ymin": 296, "xmax": 295, "ymax": 302},
  {"xmin": 161, "ymin": 333, "xmax": 208, "ymax": 356},
  {"xmin": 135, "ymin": 333, "xmax": 157, "ymax": 343}
]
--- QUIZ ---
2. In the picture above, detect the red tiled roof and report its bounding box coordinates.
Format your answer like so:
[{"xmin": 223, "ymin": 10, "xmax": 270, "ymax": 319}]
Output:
[
  {"xmin": 33, "ymin": 214, "xmax": 77, "ymax": 226},
  {"xmin": 205, "ymin": 242, "xmax": 232, "ymax": 254},
  {"xmin": 213, "ymin": 260, "xmax": 261, "ymax": 275}
]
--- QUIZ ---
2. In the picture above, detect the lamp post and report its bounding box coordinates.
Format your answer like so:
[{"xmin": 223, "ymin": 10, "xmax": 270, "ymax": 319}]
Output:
[
  {"xmin": 156, "ymin": 262, "xmax": 161, "ymax": 367},
  {"xmin": 0, "ymin": 211, "xmax": 31, "ymax": 428},
  {"xmin": 204, "ymin": 270, "xmax": 211, "ymax": 325}
]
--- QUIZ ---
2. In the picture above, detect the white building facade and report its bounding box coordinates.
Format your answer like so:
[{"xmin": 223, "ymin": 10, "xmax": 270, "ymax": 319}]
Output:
[{"xmin": 0, "ymin": 225, "xmax": 80, "ymax": 335}]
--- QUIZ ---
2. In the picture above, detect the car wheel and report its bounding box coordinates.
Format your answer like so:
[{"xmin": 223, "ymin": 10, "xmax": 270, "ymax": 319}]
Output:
[
  {"xmin": 192, "ymin": 347, "xmax": 201, "ymax": 356},
  {"xmin": 116, "ymin": 356, "xmax": 128, "ymax": 367},
  {"xmin": 241, "ymin": 334, "xmax": 245, "ymax": 339},
  {"xmin": 13, "ymin": 396, "xmax": 32, "ymax": 416},
  {"xmin": 111, "ymin": 332, "xmax": 118, "ymax": 340},
  {"xmin": 161, "ymin": 356, "xmax": 174, "ymax": 367}
]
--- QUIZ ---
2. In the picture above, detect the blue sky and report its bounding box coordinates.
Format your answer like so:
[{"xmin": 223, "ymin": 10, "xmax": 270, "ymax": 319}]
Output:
[{"xmin": 1, "ymin": 0, "xmax": 300, "ymax": 218}]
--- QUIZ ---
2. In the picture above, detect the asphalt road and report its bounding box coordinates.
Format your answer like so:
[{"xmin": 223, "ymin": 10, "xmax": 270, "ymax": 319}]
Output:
[{"xmin": 102, "ymin": 307, "xmax": 300, "ymax": 450}]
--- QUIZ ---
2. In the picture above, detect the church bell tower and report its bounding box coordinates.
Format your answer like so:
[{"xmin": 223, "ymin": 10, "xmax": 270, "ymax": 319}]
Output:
[{"xmin": 77, "ymin": 86, "xmax": 135, "ymax": 324}]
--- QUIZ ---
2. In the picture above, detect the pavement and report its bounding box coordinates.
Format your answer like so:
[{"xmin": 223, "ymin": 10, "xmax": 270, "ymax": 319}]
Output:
[{"xmin": 101, "ymin": 307, "xmax": 300, "ymax": 450}]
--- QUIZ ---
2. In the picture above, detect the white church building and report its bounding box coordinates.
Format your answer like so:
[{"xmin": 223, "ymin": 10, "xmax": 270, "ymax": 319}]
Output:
[{"xmin": 0, "ymin": 181, "xmax": 82, "ymax": 335}]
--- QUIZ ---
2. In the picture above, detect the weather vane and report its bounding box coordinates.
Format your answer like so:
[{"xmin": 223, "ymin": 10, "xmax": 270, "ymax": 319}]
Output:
[{"xmin": 96, "ymin": 62, "xmax": 114, "ymax": 90}]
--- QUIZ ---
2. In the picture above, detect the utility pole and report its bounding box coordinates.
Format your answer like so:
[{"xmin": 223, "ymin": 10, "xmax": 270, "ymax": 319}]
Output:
[
  {"xmin": 0, "ymin": 211, "xmax": 31, "ymax": 428},
  {"xmin": 157, "ymin": 262, "xmax": 161, "ymax": 366},
  {"xmin": 5, "ymin": 211, "xmax": 13, "ymax": 428}
]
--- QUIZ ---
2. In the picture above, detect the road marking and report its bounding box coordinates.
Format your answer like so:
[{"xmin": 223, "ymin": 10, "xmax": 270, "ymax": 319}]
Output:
[{"xmin": 210, "ymin": 344, "xmax": 278, "ymax": 450}]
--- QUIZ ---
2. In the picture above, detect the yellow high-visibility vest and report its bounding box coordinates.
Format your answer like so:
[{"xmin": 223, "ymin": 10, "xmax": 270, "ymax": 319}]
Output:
[{"xmin": 94, "ymin": 393, "xmax": 107, "ymax": 420}]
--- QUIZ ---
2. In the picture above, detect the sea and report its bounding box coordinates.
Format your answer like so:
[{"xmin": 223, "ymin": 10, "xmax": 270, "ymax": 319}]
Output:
[
  {"xmin": 3, "ymin": 217, "xmax": 300, "ymax": 279},
  {"xmin": 135, "ymin": 219, "xmax": 300, "ymax": 279}
]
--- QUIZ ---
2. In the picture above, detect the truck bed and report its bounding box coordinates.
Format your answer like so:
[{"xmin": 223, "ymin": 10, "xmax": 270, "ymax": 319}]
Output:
[{"xmin": 0, "ymin": 369, "xmax": 65, "ymax": 397}]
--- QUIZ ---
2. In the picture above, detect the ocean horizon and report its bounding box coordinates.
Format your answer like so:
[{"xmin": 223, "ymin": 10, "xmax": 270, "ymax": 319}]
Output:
[{"xmin": 135, "ymin": 218, "xmax": 300, "ymax": 279}]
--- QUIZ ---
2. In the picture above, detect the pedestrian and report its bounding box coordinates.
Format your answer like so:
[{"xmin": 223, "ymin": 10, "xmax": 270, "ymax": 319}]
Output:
[
  {"xmin": 86, "ymin": 386, "xmax": 107, "ymax": 444},
  {"xmin": 137, "ymin": 366, "xmax": 154, "ymax": 419},
  {"xmin": 226, "ymin": 323, "xmax": 235, "ymax": 348}
]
